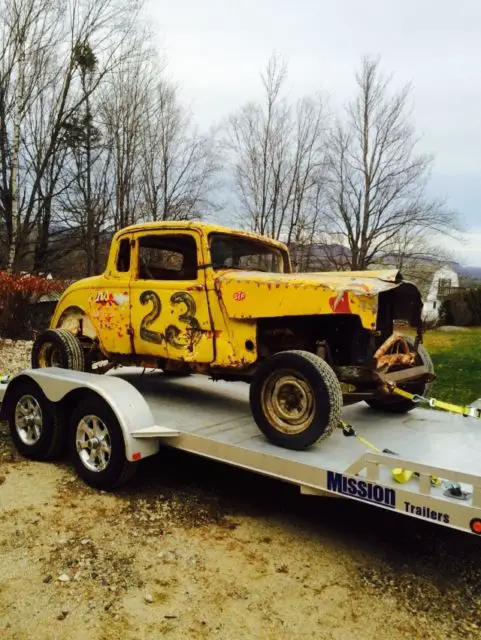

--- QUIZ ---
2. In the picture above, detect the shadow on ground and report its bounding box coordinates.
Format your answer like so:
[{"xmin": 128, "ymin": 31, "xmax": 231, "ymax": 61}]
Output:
[{"xmin": 112, "ymin": 447, "xmax": 481, "ymax": 631}]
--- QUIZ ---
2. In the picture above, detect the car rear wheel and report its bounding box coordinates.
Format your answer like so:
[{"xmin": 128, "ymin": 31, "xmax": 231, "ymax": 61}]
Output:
[
  {"xmin": 32, "ymin": 328, "xmax": 85, "ymax": 371},
  {"xmin": 250, "ymin": 350, "xmax": 343, "ymax": 450},
  {"xmin": 366, "ymin": 336, "xmax": 434, "ymax": 414}
]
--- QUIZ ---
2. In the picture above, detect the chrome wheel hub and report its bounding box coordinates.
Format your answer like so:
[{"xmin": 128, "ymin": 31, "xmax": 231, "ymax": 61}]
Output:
[
  {"xmin": 14, "ymin": 395, "xmax": 43, "ymax": 445},
  {"xmin": 76, "ymin": 415, "xmax": 111, "ymax": 472}
]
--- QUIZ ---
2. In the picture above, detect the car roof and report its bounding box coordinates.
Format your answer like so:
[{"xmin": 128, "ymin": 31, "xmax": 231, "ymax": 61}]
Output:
[{"xmin": 115, "ymin": 220, "xmax": 288, "ymax": 251}]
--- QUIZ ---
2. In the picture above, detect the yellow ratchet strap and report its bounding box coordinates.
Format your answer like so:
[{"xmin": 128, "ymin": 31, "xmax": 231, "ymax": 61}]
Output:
[
  {"xmin": 338, "ymin": 420, "xmax": 441, "ymax": 487},
  {"xmin": 339, "ymin": 420, "xmax": 386, "ymax": 453},
  {"xmin": 389, "ymin": 386, "xmax": 481, "ymax": 419}
]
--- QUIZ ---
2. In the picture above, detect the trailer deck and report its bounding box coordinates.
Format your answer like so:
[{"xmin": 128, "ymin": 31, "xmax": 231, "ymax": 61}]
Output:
[
  {"xmin": 1, "ymin": 367, "xmax": 481, "ymax": 536},
  {"xmin": 116, "ymin": 369, "xmax": 479, "ymax": 477},
  {"xmin": 111, "ymin": 369, "xmax": 481, "ymax": 534}
]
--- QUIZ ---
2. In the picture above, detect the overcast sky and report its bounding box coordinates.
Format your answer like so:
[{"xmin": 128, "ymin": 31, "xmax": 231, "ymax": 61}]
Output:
[{"xmin": 145, "ymin": 0, "xmax": 481, "ymax": 265}]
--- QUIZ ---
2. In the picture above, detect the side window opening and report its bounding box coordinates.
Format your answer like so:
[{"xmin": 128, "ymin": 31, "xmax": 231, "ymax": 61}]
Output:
[
  {"xmin": 116, "ymin": 238, "xmax": 131, "ymax": 272},
  {"xmin": 137, "ymin": 234, "xmax": 198, "ymax": 281}
]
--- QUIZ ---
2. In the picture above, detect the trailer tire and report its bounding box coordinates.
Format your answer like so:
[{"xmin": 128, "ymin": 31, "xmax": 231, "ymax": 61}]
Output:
[
  {"xmin": 68, "ymin": 395, "xmax": 138, "ymax": 490},
  {"xmin": 32, "ymin": 328, "xmax": 85, "ymax": 371},
  {"xmin": 250, "ymin": 350, "xmax": 342, "ymax": 450},
  {"xmin": 366, "ymin": 337, "xmax": 434, "ymax": 414},
  {"xmin": 5, "ymin": 379, "xmax": 64, "ymax": 460}
]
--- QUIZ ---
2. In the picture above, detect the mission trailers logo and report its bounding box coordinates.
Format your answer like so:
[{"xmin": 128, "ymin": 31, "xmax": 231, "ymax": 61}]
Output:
[{"xmin": 326, "ymin": 472, "xmax": 396, "ymax": 508}]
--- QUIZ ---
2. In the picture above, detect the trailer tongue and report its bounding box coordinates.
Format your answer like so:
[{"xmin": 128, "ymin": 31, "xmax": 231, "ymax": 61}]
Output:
[{"xmin": 1, "ymin": 367, "xmax": 481, "ymax": 537}]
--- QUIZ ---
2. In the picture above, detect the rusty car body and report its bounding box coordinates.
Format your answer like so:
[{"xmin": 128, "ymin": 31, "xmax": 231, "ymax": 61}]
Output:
[{"xmin": 30, "ymin": 221, "xmax": 434, "ymax": 450}]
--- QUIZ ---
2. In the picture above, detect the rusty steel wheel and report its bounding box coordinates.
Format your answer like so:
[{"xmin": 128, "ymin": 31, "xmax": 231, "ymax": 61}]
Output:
[
  {"xmin": 261, "ymin": 369, "xmax": 315, "ymax": 436},
  {"xmin": 250, "ymin": 350, "xmax": 342, "ymax": 450},
  {"xmin": 36, "ymin": 342, "xmax": 62, "ymax": 368}
]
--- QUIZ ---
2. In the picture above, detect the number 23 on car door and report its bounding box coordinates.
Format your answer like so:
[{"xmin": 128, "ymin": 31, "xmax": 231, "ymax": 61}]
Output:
[{"xmin": 129, "ymin": 230, "xmax": 214, "ymax": 363}]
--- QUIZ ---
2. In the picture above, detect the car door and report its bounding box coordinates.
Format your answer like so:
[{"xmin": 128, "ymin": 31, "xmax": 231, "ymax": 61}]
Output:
[
  {"xmin": 86, "ymin": 233, "xmax": 134, "ymax": 356},
  {"xmin": 129, "ymin": 229, "xmax": 214, "ymax": 363}
]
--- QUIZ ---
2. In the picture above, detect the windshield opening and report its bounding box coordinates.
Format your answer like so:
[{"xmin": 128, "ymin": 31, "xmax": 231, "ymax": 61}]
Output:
[{"xmin": 209, "ymin": 233, "xmax": 286, "ymax": 273}]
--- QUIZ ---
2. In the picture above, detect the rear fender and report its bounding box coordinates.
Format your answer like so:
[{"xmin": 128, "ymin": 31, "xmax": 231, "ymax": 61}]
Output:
[{"xmin": 55, "ymin": 305, "xmax": 97, "ymax": 340}]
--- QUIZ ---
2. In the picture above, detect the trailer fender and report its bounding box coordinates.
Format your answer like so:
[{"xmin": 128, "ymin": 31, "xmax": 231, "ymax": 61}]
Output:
[{"xmin": 1, "ymin": 368, "xmax": 177, "ymax": 462}]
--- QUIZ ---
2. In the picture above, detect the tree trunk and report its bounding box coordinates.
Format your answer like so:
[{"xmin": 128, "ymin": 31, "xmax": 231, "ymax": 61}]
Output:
[
  {"xmin": 7, "ymin": 19, "xmax": 26, "ymax": 274},
  {"xmin": 33, "ymin": 197, "xmax": 52, "ymax": 273}
]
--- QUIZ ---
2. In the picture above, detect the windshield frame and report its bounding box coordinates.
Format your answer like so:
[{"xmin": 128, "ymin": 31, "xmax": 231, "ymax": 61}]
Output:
[{"xmin": 208, "ymin": 232, "xmax": 289, "ymax": 274}]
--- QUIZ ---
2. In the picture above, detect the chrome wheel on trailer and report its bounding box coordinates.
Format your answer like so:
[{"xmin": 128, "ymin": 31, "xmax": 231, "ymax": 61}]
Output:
[
  {"xmin": 75, "ymin": 415, "xmax": 112, "ymax": 473},
  {"xmin": 5, "ymin": 378, "xmax": 64, "ymax": 460},
  {"xmin": 14, "ymin": 394, "xmax": 43, "ymax": 445},
  {"xmin": 68, "ymin": 395, "xmax": 138, "ymax": 490}
]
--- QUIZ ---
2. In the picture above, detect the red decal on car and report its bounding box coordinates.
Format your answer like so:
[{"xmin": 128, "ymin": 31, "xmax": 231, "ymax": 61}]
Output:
[
  {"xmin": 329, "ymin": 291, "xmax": 351, "ymax": 313},
  {"xmin": 233, "ymin": 291, "xmax": 246, "ymax": 302}
]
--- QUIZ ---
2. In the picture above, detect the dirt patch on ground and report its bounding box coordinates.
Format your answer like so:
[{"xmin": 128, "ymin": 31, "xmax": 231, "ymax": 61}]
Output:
[
  {"xmin": 0, "ymin": 339, "xmax": 33, "ymax": 377},
  {"xmin": 1, "ymin": 342, "xmax": 481, "ymax": 639}
]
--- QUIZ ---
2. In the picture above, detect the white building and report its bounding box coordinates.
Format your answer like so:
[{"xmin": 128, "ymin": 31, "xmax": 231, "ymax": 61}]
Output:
[{"xmin": 422, "ymin": 265, "xmax": 459, "ymax": 322}]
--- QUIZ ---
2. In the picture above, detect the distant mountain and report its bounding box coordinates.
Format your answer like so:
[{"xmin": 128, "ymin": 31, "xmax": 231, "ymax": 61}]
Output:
[
  {"xmin": 457, "ymin": 265, "xmax": 481, "ymax": 279},
  {"xmin": 288, "ymin": 242, "xmax": 481, "ymax": 277}
]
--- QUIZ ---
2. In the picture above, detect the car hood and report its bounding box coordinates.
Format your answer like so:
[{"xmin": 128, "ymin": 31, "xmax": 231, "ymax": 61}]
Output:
[{"xmin": 214, "ymin": 268, "xmax": 421, "ymax": 328}]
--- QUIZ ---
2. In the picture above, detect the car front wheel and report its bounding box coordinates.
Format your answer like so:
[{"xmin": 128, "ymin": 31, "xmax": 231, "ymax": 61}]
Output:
[{"xmin": 249, "ymin": 350, "xmax": 343, "ymax": 450}]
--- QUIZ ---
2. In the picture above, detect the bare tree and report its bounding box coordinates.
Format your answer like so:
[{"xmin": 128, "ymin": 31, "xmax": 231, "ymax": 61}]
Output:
[
  {"xmin": 0, "ymin": 0, "xmax": 142, "ymax": 273},
  {"xmin": 141, "ymin": 79, "xmax": 220, "ymax": 222},
  {"xmin": 324, "ymin": 56, "xmax": 458, "ymax": 271},
  {"xmin": 101, "ymin": 37, "xmax": 156, "ymax": 231},
  {"xmin": 226, "ymin": 53, "xmax": 289, "ymax": 237},
  {"xmin": 58, "ymin": 41, "xmax": 114, "ymax": 275},
  {"xmin": 226, "ymin": 53, "xmax": 329, "ymax": 249},
  {"xmin": 0, "ymin": 0, "xmax": 63, "ymax": 272}
]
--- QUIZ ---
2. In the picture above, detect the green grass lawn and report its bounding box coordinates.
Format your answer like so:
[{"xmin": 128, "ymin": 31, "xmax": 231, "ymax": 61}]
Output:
[{"xmin": 422, "ymin": 328, "xmax": 481, "ymax": 405}]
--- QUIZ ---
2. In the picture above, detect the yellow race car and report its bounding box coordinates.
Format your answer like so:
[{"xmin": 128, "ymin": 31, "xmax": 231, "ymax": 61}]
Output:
[{"xmin": 31, "ymin": 221, "xmax": 434, "ymax": 450}]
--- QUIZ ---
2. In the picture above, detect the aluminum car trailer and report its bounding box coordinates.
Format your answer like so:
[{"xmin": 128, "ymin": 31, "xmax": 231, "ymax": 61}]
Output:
[{"xmin": 1, "ymin": 366, "xmax": 481, "ymax": 537}]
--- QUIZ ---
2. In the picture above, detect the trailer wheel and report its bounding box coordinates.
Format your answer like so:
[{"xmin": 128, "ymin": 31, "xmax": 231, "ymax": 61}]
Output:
[
  {"xmin": 250, "ymin": 350, "xmax": 342, "ymax": 450},
  {"xmin": 68, "ymin": 395, "xmax": 138, "ymax": 490},
  {"xmin": 6, "ymin": 379, "xmax": 64, "ymax": 460},
  {"xmin": 366, "ymin": 337, "xmax": 434, "ymax": 414},
  {"xmin": 32, "ymin": 328, "xmax": 85, "ymax": 371}
]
